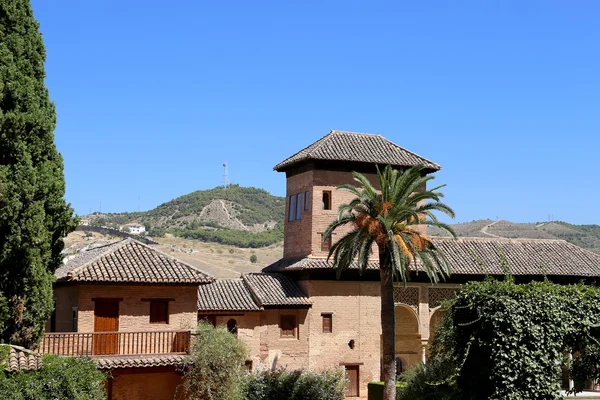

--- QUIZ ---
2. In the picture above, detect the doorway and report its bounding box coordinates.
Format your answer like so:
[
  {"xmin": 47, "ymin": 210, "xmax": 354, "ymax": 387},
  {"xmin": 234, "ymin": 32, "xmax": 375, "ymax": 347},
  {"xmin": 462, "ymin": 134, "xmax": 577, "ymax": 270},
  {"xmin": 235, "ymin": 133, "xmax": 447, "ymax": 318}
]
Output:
[
  {"xmin": 345, "ymin": 365, "xmax": 359, "ymax": 397},
  {"xmin": 94, "ymin": 301, "xmax": 119, "ymax": 355}
]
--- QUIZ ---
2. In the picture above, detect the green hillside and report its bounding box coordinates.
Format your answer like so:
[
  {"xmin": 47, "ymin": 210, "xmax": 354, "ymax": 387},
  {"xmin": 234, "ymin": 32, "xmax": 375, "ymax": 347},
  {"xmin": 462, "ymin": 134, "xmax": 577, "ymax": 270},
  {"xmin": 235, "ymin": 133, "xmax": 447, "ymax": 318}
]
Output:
[{"xmin": 87, "ymin": 185, "xmax": 286, "ymax": 248}]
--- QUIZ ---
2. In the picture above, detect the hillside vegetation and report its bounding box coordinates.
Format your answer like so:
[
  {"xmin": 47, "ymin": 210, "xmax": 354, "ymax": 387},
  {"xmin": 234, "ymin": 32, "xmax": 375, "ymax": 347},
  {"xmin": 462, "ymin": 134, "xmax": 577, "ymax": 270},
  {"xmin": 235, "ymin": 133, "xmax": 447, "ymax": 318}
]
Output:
[
  {"xmin": 87, "ymin": 185, "xmax": 285, "ymax": 248},
  {"xmin": 429, "ymin": 220, "xmax": 600, "ymax": 254}
]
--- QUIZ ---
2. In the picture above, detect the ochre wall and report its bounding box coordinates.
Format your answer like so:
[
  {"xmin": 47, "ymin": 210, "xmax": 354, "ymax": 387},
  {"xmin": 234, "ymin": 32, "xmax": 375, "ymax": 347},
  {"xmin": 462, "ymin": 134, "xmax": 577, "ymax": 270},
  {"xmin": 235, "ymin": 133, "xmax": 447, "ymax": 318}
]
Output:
[
  {"xmin": 49, "ymin": 285, "xmax": 79, "ymax": 332},
  {"xmin": 76, "ymin": 285, "xmax": 197, "ymax": 332}
]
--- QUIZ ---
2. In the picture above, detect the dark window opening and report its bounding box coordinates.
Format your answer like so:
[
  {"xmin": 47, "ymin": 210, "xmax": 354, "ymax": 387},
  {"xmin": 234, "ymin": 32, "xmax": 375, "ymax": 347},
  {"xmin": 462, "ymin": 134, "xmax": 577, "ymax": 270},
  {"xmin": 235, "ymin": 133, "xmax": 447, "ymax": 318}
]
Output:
[
  {"xmin": 72, "ymin": 307, "xmax": 78, "ymax": 332},
  {"xmin": 227, "ymin": 318, "xmax": 238, "ymax": 336},
  {"xmin": 304, "ymin": 191, "xmax": 310, "ymax": 211},
  {"xmin": 321, "ymin": 234, "xmax": 332, "ymax": 252},
  {"xmin": 288, "ymin": 195, "xmax": 296, "ymax": 222},
  {"xmin": 322, "ymin": 191, "xmax": 332, "ymax": 210},
  {"xmin": 280, "ymin": 315, "xmax": 297, "ymax": 338},
  {"xmin": 296, "ymin": 193, "xmax": 303, "ymax": 221},
  {"xmin": 322, "ymin": 313, "xmax": 332, "ymax": 333},
  {"xmin": 150, "ymin": 300, "xmax": 169, "ymax": 324}
]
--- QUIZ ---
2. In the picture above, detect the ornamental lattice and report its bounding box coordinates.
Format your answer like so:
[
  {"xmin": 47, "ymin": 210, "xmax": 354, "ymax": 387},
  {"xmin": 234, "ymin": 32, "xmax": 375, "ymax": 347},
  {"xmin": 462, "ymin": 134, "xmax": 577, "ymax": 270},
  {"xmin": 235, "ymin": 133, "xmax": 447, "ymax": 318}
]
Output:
[
  {"xmin": 428, "ymin": 288, "xmax": 457, "ymax": 310},
  {"xmin": 393, "ymin": 287, "xmax": 419, "ymax": 312}
]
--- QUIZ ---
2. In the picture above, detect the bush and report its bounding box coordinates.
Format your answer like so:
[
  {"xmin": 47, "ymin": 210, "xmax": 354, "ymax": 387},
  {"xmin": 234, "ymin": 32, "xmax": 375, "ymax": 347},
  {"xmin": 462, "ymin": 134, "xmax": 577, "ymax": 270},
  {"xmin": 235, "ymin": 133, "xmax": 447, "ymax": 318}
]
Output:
[
  {"xmin": 250, "ymin": 255, "xmax": 257, "ymax": 263},
  {"xmin": 0, "ymin": 355, "xmax": 106, "ymax": 400},
  {"xmin": 182, "ymin": 322, "xmax": 249, "ymax": 400},
  {"xmin": 243, "ymin": 368, "xmax": 346, "ymax": 400}
]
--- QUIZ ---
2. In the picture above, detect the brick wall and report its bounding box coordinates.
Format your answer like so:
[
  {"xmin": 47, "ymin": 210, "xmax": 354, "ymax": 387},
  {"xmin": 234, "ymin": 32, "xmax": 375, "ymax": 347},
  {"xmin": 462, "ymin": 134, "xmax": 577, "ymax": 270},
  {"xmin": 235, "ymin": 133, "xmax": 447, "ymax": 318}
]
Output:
[
  {"xmin": 76, "ymin": 285, "xmax": 197, "ymax": 332},
  {"xmin": 284, "ymin": 170, "xmax": 314, "ymax": 258}
]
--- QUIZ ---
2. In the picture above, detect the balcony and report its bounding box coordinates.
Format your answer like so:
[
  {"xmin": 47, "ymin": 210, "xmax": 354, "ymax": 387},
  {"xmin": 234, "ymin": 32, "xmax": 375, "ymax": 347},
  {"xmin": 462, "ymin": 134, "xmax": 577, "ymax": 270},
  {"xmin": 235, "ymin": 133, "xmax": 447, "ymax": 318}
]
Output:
[{"xmin": 40, "ymin": 330, "xmax": 191, "ymax": 357}]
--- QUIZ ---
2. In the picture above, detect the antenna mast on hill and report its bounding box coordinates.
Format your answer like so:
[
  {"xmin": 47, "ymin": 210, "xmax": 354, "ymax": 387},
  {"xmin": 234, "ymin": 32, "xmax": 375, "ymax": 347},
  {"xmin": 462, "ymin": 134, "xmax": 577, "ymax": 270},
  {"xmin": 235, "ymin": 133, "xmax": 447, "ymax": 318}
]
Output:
[{"xmin": 222, "ymin": 161, "xmax": 230, "ymax": 189}]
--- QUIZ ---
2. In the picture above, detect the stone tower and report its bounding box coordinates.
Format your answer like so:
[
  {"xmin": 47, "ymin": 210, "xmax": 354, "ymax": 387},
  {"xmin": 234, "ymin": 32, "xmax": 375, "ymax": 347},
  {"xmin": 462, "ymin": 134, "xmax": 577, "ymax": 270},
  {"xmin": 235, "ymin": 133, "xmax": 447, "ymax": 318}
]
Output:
[{"xmin": 273, "ymin": 130, "xmax": 441, "ymax": 264}]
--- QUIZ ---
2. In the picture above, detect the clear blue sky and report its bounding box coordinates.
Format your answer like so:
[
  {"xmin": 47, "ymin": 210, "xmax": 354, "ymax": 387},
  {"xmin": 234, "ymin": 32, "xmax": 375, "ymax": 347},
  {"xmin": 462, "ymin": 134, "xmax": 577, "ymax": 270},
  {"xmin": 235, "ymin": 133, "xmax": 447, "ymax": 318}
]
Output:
[{"xmin": 32, "ymin": 0, "xmax": 600, "ymax": 224}]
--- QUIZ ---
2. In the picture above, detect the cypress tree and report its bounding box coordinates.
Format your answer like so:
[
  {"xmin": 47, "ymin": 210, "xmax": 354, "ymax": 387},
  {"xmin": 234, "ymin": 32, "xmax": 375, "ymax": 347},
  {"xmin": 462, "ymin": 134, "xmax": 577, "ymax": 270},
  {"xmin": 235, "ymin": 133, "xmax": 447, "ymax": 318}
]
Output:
[{"xmin": 0, "ymin": 0, "xmax": 76, "ymax": 347}]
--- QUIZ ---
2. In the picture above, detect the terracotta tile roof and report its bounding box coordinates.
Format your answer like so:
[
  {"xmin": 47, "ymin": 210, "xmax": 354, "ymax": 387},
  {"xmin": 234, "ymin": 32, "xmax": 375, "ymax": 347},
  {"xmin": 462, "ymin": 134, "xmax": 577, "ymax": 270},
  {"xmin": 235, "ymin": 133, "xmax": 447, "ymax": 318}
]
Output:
[
  {"xmin": 196, "ymin": 273, "xmax": 311, "ymax": 311},
  {"xmin": 95, "ymin": 354, "xmax": 186, "ymax": 370},
  {"xmin": 243, "ymin": 273, "xmax": 311, "ymax": 308},
  {"xmin": 56, "ymin": 238, "xmax": 213, "ymax": 284},
  {"xmin": 197, "ymin": 279, "xmax": 262, "ymax": 311},
  {"xmin": 274, "ymin": 130, "xmax": 441, "ymax": 172},
  {"xmin": 2, "ymin": 345, "xmax": 42, "ymax": 372},
  {"xmin": 263, "ymin": 238, "xmax": 600, "ymax": 277}
]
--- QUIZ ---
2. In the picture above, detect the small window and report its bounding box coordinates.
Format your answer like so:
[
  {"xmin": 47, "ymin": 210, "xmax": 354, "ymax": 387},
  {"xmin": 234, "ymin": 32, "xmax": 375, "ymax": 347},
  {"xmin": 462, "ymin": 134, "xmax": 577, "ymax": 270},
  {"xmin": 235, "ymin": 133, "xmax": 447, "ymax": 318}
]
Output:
[
  {"xmin": 227, "ymin": 318, "xmax": 238, "ymax": 336},
  {"xmin": 322, "ymin": 191, "xmax": 332, "ymax": 210},
  {"xmin": 304, "ymin": 191, "xmax": 310, "ymax": 211},
  {"xmin": 322, "ymin": 313, "xmax": 332, "ymax": 333},
  {"xmin": 50, "ymin": 300, "xmax": 56, "ymax": 332},
  {"xmin": 296, "ymin": 193, "xmax": 303, "ymax": 221},
  {"xmin": 321, "ymin": 234, "xmax": 332, "ymax": 252},
  {"xmin": 72, "ymin": 307, "xmax": 78, "ymax": 332},
  {"xmin": 280, "ymin": 315, "xmax": 297, "ymax": 338},
  {"xmin": 198, "ymin": 315, "xmax": 216, "ymax": 327},
  {"xmin": 288, "ymin": 195, "xmax": 296, "ymax": 222},
  {"xmin": 150, "ymin": 300, "xmax": 169, "ymax": 324}
]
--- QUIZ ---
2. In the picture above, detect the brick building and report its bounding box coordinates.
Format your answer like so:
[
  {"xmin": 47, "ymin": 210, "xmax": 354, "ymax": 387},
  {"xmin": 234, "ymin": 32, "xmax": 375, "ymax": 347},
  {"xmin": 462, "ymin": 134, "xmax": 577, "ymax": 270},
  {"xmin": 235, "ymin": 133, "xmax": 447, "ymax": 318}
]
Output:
[{"xmin": 47, "ymin": 130, "xmax": 600, "ymax": 399}]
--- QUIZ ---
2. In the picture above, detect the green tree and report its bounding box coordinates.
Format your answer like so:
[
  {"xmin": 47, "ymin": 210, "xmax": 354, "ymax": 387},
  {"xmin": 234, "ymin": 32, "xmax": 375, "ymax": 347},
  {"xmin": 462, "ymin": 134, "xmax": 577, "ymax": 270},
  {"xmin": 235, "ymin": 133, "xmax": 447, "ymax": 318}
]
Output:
[
  {"xmin": 323, "ymin": 165, "xmax": 455, "ymax": 400},
  {"xmin": 0, "ymin": 0, "xmax": 76, "ymax": 347},
  {"xmin": 182, "ymin": 322, "xmax": 248, "ymax": 400}
]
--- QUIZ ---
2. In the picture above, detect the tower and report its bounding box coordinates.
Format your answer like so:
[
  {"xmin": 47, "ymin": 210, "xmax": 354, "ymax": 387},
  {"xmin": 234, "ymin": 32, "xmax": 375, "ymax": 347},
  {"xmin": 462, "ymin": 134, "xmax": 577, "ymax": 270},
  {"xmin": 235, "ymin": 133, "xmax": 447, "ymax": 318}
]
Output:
[
  {"xmin": 273, "ymin": 130, "xmax": 440, "ymax": 261},
  {"xmin": 222, "ymin": 161, "xmax": 230, "ymax": 189}
]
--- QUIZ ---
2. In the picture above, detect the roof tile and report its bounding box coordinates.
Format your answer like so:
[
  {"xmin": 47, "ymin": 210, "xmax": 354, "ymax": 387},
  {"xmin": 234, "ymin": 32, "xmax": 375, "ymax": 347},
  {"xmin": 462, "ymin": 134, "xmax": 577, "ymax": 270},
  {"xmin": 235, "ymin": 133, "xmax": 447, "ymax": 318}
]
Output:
[{"xmin": 274, "ymin": 130, "xmax": 440, "ymax": 172}]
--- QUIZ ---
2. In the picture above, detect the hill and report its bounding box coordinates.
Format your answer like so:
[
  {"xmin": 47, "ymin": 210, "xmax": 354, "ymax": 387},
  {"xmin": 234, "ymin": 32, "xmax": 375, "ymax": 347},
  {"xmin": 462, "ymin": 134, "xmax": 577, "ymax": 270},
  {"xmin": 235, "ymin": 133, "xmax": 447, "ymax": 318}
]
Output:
[
  {"xmin": 428, "ymin": 220, "xmax": 600, "ymax": 254},
  {"xmin": 86, "ymin": 185, "xmax": 285, "ymax": 248}
]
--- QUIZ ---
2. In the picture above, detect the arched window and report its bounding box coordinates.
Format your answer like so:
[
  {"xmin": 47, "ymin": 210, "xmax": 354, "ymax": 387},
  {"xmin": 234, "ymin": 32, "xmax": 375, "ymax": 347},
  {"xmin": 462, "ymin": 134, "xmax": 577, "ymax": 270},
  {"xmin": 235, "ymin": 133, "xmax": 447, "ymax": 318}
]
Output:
[{"xmin": 227, "ymin": 319, "xmax": 238, "ymax": 336}]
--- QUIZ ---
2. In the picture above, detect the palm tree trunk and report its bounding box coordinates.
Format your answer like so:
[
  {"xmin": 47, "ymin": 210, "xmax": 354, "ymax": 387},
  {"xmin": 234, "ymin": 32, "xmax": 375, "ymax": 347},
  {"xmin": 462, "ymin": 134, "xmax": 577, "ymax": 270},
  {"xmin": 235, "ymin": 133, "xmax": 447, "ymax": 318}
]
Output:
[{"xmin": 380, "ymin": 251, "xmax": 396, "ymax": 400}]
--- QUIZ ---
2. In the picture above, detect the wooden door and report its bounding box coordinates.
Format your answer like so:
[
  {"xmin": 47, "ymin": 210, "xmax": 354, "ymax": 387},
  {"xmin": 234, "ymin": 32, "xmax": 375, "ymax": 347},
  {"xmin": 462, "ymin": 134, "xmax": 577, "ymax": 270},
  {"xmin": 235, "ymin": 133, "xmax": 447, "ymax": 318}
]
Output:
[
  {"xmin": 345, "ymin": 365, "xmax": 359, "ymax": 397},
  {"xmin": 94, "ymin": 301, "xmax": 119, "ymax": 355}
]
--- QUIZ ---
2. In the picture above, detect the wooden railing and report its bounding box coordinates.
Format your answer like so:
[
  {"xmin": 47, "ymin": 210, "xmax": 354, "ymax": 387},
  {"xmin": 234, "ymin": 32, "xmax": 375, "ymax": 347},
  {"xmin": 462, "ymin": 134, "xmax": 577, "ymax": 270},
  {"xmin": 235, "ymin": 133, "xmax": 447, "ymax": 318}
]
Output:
[{"xmin": 40, "ymin": 330, "xmax": 191, "ymax": 357}]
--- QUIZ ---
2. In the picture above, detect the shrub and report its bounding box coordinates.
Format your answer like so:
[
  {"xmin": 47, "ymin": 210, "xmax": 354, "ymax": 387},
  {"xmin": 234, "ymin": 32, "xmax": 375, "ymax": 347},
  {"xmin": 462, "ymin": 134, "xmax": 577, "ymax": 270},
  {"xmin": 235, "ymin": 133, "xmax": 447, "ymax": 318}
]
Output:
[
  {"xmin": 250, "ymin": 255, "xmax": 258, "ymax": 263},
  {"xmin": 0, "ymin": 355, "xmax": 106, "ymax": 400},
  {"xmin": 182, "ymin": 322, "xmax": 249, "ymax": 400},
  {"xmin": 243, "ymin": 368, "xmax": 346, "ymax": 400}
]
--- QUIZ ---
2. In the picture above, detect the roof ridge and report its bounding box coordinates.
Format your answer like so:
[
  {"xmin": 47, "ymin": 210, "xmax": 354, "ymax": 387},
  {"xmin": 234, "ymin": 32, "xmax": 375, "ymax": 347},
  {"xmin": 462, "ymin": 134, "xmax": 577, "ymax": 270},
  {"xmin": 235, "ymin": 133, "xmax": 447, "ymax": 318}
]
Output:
[
  {"xmin": 66, "ymin": 239, "xmax": 132, "ymax": 279},
  {"xmin": 240, "ymin": 274, "xmax": 265, "ymax": 309}
]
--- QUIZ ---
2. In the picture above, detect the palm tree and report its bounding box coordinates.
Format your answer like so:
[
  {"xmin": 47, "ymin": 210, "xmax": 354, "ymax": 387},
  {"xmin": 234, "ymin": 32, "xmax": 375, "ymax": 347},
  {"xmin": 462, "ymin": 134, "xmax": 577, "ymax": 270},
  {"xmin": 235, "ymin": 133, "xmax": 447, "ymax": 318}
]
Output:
[{"xmin": 323, "ymin": 165, "xmax": 456, "ymax": 400}]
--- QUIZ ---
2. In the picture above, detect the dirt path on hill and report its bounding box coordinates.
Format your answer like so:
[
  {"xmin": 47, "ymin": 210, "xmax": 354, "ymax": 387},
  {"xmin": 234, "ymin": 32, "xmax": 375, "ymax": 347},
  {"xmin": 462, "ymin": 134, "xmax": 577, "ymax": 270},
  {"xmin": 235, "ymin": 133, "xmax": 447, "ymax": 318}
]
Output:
[{"xmin": 480, "ymin": 220, "xmax": 502, "ymax": 238}]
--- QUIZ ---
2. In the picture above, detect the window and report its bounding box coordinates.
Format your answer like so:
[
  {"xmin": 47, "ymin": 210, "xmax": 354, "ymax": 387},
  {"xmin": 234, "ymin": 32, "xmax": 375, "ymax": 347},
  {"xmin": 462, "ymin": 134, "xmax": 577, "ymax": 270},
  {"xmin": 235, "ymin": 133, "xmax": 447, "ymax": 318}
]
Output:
[
  {"xmin": 50, "ymin": 300, "xmax": 56, "ymax": 332},
  {"xmin": 304, "ymin": 191, "xmax": 310, "ymax": 211},
  {"xmin": 227, "ymin": 319, "xmax": 238, "ymax": 336},
  {"xmin": 322, "ymin": 313, "xmax": 332, "ymax": 333},
  {"xmin": 321, "ymin": 234, "xmax": 332, "ymax": 252},
  {"xmin": 322, "ymin": 191, "xmax": 332, "ymax": 210},
  {"xmin": 280, "ymin": 315, "xmax": 297, "ymax": 338},
  {"xmin": 72, "ymin": 307, "xmax": 78, "ymax": 332},
  {"xmin": 198, "ymin": 314, "xmax": 216, "ymax": 327},
  {"xmin": 150, "ymin": 300, "xmax": 169, "ymax": 324},
  {"xmin": 296, "ymin": 193, "xmax": 303, "ymax": 220},
  {"xmin": 288, "ymin": 195, "xmax": 296, "ymax": 222}
]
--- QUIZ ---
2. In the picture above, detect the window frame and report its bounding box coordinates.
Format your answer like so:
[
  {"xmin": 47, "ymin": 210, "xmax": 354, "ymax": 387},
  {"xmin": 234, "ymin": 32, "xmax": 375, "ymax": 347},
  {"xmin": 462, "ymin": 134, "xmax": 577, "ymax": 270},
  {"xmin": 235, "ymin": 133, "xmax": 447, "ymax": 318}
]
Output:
[
  {"xmin": 304, "ymin": 191, "xmax": 310, "ymax": 211},
  {"xmin": 149, "ymin": 300, "xmax": 169, "ymax": 324},
  {"xmin": 321, "ymin": 234, "xmax": 332, "ymax": 252},
  {"xmin": 288, "ymin": 195, "xmax": 296, "ymax": 222},
  {"xmin": 71, "ymin": 306, "xmax": 78, "ymax": 332},
  {"xmin": 296, "ymin": 192, "xmax": 303, "ymax": 221},
  {"xmin": 280, "ymin": 314, "xmax": 297, "ymax": 339},
  {"xmin": 322, "ymin": 313, "xmax": 333, "ymax": 333},
  {"xmin": 322, "ymin": 191, "xmax": 332, "ymax": 210}
]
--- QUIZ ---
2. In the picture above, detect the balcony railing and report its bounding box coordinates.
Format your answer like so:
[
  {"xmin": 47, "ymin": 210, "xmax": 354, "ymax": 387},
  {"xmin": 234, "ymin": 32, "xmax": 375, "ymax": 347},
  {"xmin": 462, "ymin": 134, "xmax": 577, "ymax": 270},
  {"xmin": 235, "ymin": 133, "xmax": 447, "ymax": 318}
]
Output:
[{"xmin": 40, "ymin": 330, "xmax": 191, "ymax": 357}]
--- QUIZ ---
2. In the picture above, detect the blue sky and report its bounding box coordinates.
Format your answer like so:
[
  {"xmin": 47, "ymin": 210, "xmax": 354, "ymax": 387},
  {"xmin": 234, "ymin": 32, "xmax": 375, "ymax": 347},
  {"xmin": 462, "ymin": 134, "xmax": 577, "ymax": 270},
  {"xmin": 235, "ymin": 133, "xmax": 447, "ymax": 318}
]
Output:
[{"xmin": 32, "ymin": 1, "xmax": 600, "ymax": 224}]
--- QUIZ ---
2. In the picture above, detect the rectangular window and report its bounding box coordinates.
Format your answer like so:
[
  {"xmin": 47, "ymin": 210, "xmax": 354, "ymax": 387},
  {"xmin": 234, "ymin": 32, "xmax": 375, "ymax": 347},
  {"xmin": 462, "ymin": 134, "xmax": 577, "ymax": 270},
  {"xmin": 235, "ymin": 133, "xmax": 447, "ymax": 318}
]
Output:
[
  {"xmin": 304, "ymin": 191, "xmax": 310, "ymax": 211},
  {"xmin": 72, "ymin": 307, "xmax": 78, "ymax": 332},
  {"xmin": 50, "ymin": 300, "xmax": 56, "ymax": 332},
  {"xmin": 296, "ymin": 193, "xmax": 303, "ymax": 221},
  {"xmin": 322, "ymin": 313, "xmax": 332, "ymax": 333},
  {"xmin": 198, "ymin": 314, "xmax": 216, "ymax": 327},
  {"xmin": 288, "ymin": 195, "xmax": 296, "ymax": 222},
  {"xmin": 280, "ymin": 315, "xmax": 297, "ymax": 338},
  {"xmin": 322, "ymin": 191, "xmax": 332, "ymax": 210},
  {"xmin": 150, "ymin": 300, "xmax": 169, "ymax": 324},
  {"xmin": 321, "ymin": 234, "xmax": 332, "ymax": 252}
]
